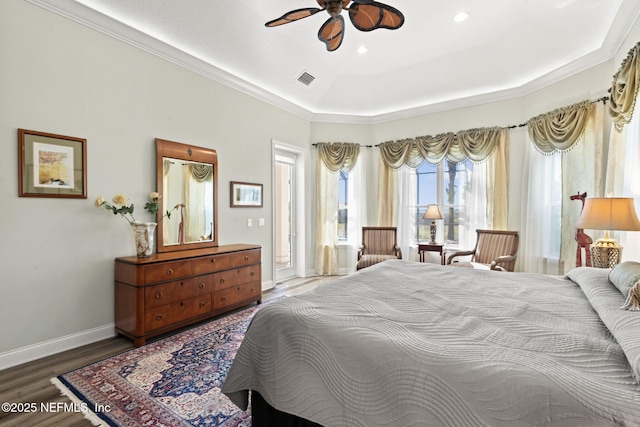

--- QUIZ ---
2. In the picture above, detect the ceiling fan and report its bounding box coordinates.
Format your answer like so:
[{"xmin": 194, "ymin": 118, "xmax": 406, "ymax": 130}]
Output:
[{"xmin": 265, "ymin": 0, "xmax": 405, "ymax": 52}]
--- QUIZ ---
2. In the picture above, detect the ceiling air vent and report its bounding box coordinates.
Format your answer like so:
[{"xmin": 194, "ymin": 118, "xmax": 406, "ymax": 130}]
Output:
[{"xmin": 297, "ymin": 71, "xmax": 316, "ymax": 86}]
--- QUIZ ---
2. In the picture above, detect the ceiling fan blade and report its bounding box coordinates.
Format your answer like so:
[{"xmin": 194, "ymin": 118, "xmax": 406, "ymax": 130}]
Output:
[
  {"xmin": 349, "ymin": 2, "xmax": 404, "ymax": 31},
  {"xmin": 265, "ymin": 7, "xmax": 322, "ymax": 27},
  {"xmin": 318, "ymin": 16, "xmax": 345, "ymax": 51}
]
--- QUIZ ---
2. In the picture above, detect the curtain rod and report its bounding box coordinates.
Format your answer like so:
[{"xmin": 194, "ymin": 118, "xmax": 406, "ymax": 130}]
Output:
[
  {"xmin": 506, "ymin": 96, "xmax": 609, "ymax": 129},
  {"xmin": 312, "ymin": 143, "xmax": 374, "ymax": 148},
  {"xmin": 315, "ymin": 95, "xmax": 609, "ymax": 148}
]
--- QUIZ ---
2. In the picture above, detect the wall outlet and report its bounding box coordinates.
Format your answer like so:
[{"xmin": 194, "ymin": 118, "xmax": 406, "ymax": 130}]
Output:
[
  {"xmin": 258, "ymin": 218, "xmax": 265, "ymax": 226},
  {"xmin": 247, "ymin": 218, "xmax": 252, "ymax": 227}
]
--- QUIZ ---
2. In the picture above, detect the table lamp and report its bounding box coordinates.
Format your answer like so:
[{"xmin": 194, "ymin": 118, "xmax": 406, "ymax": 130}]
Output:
[
  {"xmin": 576, "ymin": 197, "xmax": 640, "ymax": 268},
  {"xmin": 423, "ymin": 204, "xmax": 443, "ymax": 244}
]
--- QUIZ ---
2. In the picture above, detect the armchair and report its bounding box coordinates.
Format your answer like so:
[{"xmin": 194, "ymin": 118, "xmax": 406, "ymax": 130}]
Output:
[
  {"xmin": 356, "ymin": 227, "xmax": 402, "ymax": 270},
  {"xmin": 446, "ymin": 229, "xmax": 519, "ymax": 272}
]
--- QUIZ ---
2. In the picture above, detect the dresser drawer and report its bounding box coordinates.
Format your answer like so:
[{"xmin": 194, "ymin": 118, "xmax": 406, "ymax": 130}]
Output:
[
  {"xmin": 192, "ymin": 254, "xmax": 230, "ymax": 275},
  {"xmin": 212, "ymin": 269, "xmax": 238, "ymax": 291},
  {"xmin": 213, "ymin": 282, "xmax": 260, "ymax": 309},
  {"xmin": 229, "ymin": 249, "xmax": 261, "ymax": 267},
  {"xmin": 145, "ymin": 294, "xmax": 212, "ymax": 332},
  {"xmin": 144, "ymin": 261, "xmax": 192, "ymax": 283},
  {"xmin": 145, "ymin": 276, "xmax": 213, "ymax": 308},
  {"xmin": 237, "ymin": 264, "xmax": 260, "ymax": 284},
  {"xmin": 212, "ymin": 265, "xmax": 260, "ymax": 291}
]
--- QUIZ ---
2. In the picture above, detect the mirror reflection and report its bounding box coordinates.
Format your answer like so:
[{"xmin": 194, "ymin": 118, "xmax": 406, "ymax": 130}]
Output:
[{"xmin": 162, "ymin": 157, "xmax": 214, "ymax": 246}]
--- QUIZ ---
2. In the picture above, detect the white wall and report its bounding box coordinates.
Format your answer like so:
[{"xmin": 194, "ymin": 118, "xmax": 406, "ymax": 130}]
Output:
[{"xmin": 0, "ymin": 0, "xmax": 310, "ymax": 363}]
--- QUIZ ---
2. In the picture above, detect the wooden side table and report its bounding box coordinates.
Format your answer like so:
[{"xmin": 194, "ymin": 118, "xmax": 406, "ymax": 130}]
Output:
[{"xmin": 418, "ymin": 243, "xmax": 445, "ymax": 265}]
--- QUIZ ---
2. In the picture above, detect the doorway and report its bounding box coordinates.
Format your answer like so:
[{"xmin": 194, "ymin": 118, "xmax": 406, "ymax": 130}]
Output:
[{"xmin": 273, "ymin": 143, "xmax": 305, "ymax": 282}]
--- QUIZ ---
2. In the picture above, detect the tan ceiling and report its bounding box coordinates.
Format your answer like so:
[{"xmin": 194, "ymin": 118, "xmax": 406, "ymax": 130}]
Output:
[{"xmin": 30, "ymin": 0, "xmax": 640, "ymax": 123}]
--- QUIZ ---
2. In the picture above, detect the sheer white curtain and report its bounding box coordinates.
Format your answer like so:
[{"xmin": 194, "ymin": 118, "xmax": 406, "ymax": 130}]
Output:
[
  {"xmin": 397, "ymin": 166, "xmax": 416, "ymax": 260},
  {"xmin": 560, "ymin": 103, "xmax": 603, "ymax": 272},
  {"xmin": 461, "ymin": 160, "xmax": 488, "ymax": 250},
  {"xmin": 613, "ymin": 113, "xmax": 640, "ymax": 261},
  {"xmin": 344, "ymin": 150, "xmax": 369, "ymax": 272},
  {"xmin": 520, "ymin": 142, "xmax": 562, "ymax": 275},
  {"xmin": 314, "ymin": 156, "xmax": 339, "ymax": 275}
]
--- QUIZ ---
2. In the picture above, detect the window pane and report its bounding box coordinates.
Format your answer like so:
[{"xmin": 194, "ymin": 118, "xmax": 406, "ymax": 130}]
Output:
[
  {"xmin": 415, "ymin": 162, "xmax": 437, "ymax": 242},
  {"xmin": 417, "ymin": 162, "xmax": 437, "ymax": 205},
  {"xmin": 338, "ymin": 170, "xmax": 348, "ymax": 240},
  {"xmin": 415, "ymin": 159, "xmax": 474, "ymax": 245},
  {"xmin": 443, "ymin": 160, "xmax": 473, "ymax": 244}
]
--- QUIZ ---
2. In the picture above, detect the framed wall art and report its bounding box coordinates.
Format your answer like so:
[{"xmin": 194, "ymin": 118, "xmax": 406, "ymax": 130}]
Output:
[
  {"xmin": 230, "ymin": 181, "xmax": 263, "ymax": 207},
  {"xmin": 18, "ymin": 129, "xmax": 87, "ymax": 198}
]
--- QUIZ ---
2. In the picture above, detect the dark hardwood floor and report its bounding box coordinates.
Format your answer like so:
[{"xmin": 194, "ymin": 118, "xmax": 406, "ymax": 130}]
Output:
[{"xmin": 0, "ymin": 275, "xmax": 338, "ymax": 426}]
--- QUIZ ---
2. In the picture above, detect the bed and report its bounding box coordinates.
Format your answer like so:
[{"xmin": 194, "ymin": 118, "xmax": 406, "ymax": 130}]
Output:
[{"xmin": 222, "ymin": 260, "xmax": 640, "ymax": 426}]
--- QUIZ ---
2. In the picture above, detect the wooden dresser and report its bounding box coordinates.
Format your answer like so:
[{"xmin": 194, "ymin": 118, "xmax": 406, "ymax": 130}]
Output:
[{"xmin": 114, "ymin": 244, "xmax": 261, "ymax": 346}]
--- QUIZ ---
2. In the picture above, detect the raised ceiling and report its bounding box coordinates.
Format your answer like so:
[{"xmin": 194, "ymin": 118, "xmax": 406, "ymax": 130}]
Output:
[{"xmin": 29, "ymin": 0, "xmax": 640, "ymax": 123}]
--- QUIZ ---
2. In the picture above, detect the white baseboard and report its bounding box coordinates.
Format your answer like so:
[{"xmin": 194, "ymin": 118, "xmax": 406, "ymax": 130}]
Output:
[
  {"xmin": 0, "ymin": 281, "xmax": 278, "ymax": 372},
  {"xmin": 0, "ymin": 324, "xmax": 115, "ymax": 372},
  {"xmin": 262, "ymin": 279, "xmax": 275, "ymax": 292}
]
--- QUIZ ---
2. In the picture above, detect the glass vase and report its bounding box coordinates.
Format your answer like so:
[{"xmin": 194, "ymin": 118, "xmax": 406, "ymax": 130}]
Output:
[{"xmin": 130, "ymin": 222, "xmax": 157, "ymax": 257}]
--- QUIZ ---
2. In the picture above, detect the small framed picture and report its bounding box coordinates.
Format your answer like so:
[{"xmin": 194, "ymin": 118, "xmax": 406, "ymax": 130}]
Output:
[
  {"xmin": 230, "ymin": 181, "xmax": 263, "ymax": 207},
  {"xmin": 18, "ymin": 129, "xmax": 87, "ymax": 198}
]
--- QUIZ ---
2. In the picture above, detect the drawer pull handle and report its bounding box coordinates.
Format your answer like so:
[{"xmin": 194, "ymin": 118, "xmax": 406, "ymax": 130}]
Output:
[
  {"xmin": 199, "ymin": 301, "xmax": 206, "ymax": 308},
  {"xmin": 156, "ymin": 314, "xmax": 163, "ymax": 321},
  {"xmin": 220, "ymin": 296, "xmax": 226, "ymax": 302},
  {"xmin": 155, "ymin": 292, "xmax": 163, "ymax": 299},
  {"xmin": 250, "ymin": 271, "xmax": 255, "ymax": 276},
  {"xmin": 211, "ymin": 258, "xmax": 216, "ymax": 263},
  {"xmin": 180, "ymin": 281, "xmax": 184, "ymax": 286},
  {"xmin": 244, "ymin": 255, "xmax": 249, "ymax": 261},
  {"xmin": 251, "ymin": 287, "xmax": 256, "ymax": 292},
  {"xmin": 237, "ymin": 287, "xmax": 240, "ymax": 291},
  {"xmin": 220, "ymin": 278, "xmax": 225, "ymax": 284},
  {"xmin": 180, "ymin": 302, "xmax": 184, "ymax": 307},
  {"xmin": 199, "ymin": 282, "xmax": 205, "ymax": 289},
  {"xmin": 166, "ymin": 268, "xmax": 174, "ymax": 276}
]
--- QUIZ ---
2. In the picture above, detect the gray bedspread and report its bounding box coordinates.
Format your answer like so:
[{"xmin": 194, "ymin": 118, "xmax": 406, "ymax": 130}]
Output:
[{"xmin": 222, "ymin": 260, "xmax": 640, "ymax": 426}]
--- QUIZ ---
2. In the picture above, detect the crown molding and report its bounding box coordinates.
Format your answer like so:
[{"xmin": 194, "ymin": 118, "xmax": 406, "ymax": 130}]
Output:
[
  {"xmin": 25, "ymin": 0, "xmax": 315, "ymax": 121},
  {"xmin": 25, "ymin": 0, "xmax": 640, "ymax": 125}
]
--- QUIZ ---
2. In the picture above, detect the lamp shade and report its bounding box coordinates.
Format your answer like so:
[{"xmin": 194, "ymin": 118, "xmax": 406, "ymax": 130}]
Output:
[
  {"xmin": 423, "ymin": 204, "xmax": 443, "ymax": 220},
  {"xmin": 576, "ymin": 198, "xmax": 640, "ymax": 231}
]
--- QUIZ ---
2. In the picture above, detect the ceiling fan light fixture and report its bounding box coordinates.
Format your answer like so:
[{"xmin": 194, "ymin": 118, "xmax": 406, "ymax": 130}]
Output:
[
  {"xmin": 326, "ymin": 1, "xmax": 343, "ymax": 17},
  {"xmin": 454, "ymin": 11, "xmax": 469, "ymax": 22},
  {"xmin": 265, "ymin": 0, "xmax": 404, "ymax": 51}
]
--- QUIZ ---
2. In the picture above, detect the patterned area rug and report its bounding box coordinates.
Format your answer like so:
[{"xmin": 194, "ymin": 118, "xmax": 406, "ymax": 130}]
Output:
[{"xmin": 52, "ymin": 304, "xmax": 264, "ymax": 427}]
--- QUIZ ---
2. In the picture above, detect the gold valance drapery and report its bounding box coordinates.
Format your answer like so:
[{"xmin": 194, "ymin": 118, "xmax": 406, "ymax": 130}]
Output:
[
  {"xmin": 527, "ymin": 100, "xmax": 592, "ymax": 153},
  {"xmin": 378, "ymin": 127, "xmax": 502, "ymax": 169},
  {"xmin": 188, "ymin": 163, "xmax": 213, "ymax": 182},
  {"xmin": 316, "ymin": 142, "xmax": 360, "ymax": 172},
  {"xmin": 609, "ymin": 41, "xmax": 640, "ymax": 132}
]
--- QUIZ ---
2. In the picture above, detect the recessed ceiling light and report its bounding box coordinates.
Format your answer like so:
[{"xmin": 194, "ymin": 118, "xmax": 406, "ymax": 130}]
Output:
[
  {"xmin": 357, "ymin": 45, "xmax": 369, "ymax": 55},
  {"xmin": 454, "ymin": 11, "xmax": 469, "ymax": 22}
]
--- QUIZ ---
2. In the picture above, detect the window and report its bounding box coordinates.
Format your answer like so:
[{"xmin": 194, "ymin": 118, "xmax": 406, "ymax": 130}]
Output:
[
  {"xmin": 338, "ymin": 170, "xmax": 348, "ymax": 241},
  {"xmin": 415, "ymin": 160, "xmax": 473, "ymax": 244}
]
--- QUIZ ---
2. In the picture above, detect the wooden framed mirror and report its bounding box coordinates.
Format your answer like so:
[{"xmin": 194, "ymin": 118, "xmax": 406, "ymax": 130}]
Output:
[{"xmin": 155, "ymin": 138, "xmax": 218, "ymax": 253}]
